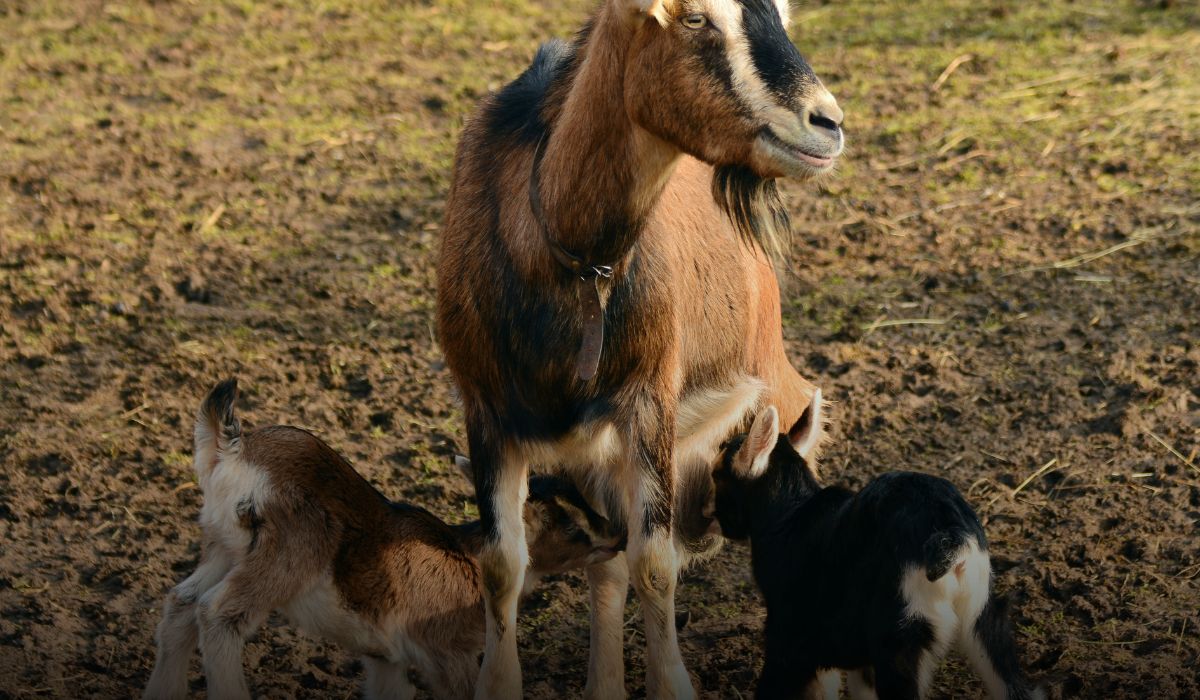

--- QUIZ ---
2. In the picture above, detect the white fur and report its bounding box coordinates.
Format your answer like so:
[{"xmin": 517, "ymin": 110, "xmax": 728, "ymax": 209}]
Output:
[
  {"xmin": 953, "ymin": 547, "xmax": 1013, "ymax": 700},
  {"xmin": 282, "ymin": 578, "xmax": 392, "ymax": 656},
  {"xmin": 901, "ymin": 557, "xmax": 965, "ymax": 696},
  {"xmin": 476, "ymin": 458, "xmax": 530, "ymax": 699},
  {"xmin": 676, "ymin": 376, "xmax": 766, "ymax": 465},
  {"xmin": 704, "ymin": 0, "xmax": 807, "ymax": 143},
  {"xmin": 818, "ymin": 669, "xmax": 841, "ymax": 699},
  {"xmin": 774, "ymin": 0, "xmax": 791, "ymax": 26},
  {"xmin": 896, "ymin": 541, "xmax": 1010, "ymax": 699},
  {"xmin": 790, "ymin": 388, "xmax": 822, "ymax": 459},
  {"xmin": 196, "ymin": 455, "xmax": 272, "ymax": 554},
  {"xmin": 504, "ymin": 378, "xmax": 765, "ymax": 699}
]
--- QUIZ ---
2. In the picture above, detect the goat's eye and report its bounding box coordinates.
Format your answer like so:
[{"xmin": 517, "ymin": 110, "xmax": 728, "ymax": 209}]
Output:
[{"xmin": 681, "ymin": 14, "xmax": 707, "ymax": 29}]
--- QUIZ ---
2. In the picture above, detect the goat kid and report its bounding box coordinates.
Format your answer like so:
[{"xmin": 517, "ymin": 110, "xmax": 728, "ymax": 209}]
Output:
[
  {"xmin": 144, "ymin": 379, "xmax": 623, "ymax": 700},
  {"xmin": 710, "ymin": 393, "xmax": 1043, "ymax": 700}
]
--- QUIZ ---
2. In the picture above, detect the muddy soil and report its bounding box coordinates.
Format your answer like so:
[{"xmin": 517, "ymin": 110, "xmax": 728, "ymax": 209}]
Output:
[{"xmin": 1, "ymin": 1, "xmax": 1197, "ymax": 698}]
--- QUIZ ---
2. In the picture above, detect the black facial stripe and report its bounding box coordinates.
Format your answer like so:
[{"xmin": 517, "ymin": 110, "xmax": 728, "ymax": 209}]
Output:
[
  {"xmin": 738, "ymin": 0, "xmax": 817, "ymax": 108},
  {"xmin": 695, "ymin": 30, "xmax": 735, "ymax": 93},
  {"xmin": 691, "ymin": 24, "xmax": 755, "ymax": 119}
]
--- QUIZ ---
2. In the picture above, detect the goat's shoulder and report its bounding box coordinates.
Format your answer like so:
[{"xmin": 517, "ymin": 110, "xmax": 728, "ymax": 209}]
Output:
[{"xmin": 473, "ymin": 38, "xmax": 577, "ymax": 146}]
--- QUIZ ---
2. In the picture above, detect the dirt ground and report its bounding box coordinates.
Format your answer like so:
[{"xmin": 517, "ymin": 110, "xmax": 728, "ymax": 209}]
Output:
[{"xmin": 1, "ymin": 0, "xmax": 1197, "ymax": 698}]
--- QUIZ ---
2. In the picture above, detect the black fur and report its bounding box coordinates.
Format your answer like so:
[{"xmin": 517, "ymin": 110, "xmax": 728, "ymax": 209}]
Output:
[
  {"xmin": 737, "ymin": 0, "xmax": 818, "ymax": 111},
  {"xmin": 481, "ymin": 39, "xmax": 575, "ymax": 144},
  {"xmin": 201, "ymin": 378, "xmax": 242, "ymax": 447},
  {"xmin": 976, "ymin": 595, "xmax": 1041, "ymax": 700},
  {"xmin": 711, "ymin": 164, "xmax": 790, "ymax": 261},
  {"xmin": 712, "ymin": 434, "xmax": 1038, "ymax": 699}
]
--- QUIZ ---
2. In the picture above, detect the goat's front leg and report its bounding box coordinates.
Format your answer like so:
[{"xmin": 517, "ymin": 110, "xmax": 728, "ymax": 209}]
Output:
[
  {"xmin": 144, "ymin": 545, "xmax": 232, "ymax": 700},
  {"xmin": 584, "ymin": 551, "xmax": 629, "ymax": 700},
  {"xmin": 626, "ymin": 402, "xmax": 694, "ymax": 700},
  {"xmin": 469, "ymin": 432, "xmax": 529, "ymax": 700}
]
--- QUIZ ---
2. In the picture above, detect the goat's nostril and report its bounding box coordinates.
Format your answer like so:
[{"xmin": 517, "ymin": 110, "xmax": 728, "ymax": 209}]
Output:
[{"xmin": 808, "ymin": 112, "xmax": 840, "ymax": 134}]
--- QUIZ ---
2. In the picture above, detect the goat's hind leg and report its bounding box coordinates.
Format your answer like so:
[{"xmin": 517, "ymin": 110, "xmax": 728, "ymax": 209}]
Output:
[
  {"xmin": 870, "ymin": 645, "xmax": 928, "ymax": 700},
  {"xmin": 960, "ymin": 594, "xmax": 1043, "ymax": 700},
  {"xmin": 195, "ymin": 550, "xmax": 311, "ymax": 700},
  {"xmin": 144, "ymin": 546, "xmax": 232, "ymax": 700},
  {"xmin": 424, "ymin": 651, "xmax": 478, "ymax": 700},
  {"xmin": 363, "ymin": 656, "xmax": 415, "ymax": 700}
]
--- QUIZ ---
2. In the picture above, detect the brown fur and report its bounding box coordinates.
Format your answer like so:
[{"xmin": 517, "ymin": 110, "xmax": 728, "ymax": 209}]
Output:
[{"xmin": 436, "ymin": 1, "xmax": 838, "ymax": 695}]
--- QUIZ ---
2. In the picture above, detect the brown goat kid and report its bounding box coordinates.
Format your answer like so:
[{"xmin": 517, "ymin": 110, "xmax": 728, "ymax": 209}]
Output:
[
  {"xmin": 437, "ymin": 0, "xmax": 842, "ymax": 696},
  {"xmin": 143, "ymin": 380, "xmax": 622, "ymax": 700}
]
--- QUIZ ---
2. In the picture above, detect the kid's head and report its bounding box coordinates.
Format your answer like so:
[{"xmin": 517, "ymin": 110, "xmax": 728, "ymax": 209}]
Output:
[{"xmin": 709, "ymin": 389, "xmax": 822, "ymax": 539}]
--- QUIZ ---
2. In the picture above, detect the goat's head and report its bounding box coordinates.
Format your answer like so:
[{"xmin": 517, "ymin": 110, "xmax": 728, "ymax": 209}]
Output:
[
  {"xmin": 619, "ymin": 0, "xmax": 843, "ymax": 181},
  {"xmin": 708, "ymin": 389, "xmax": 822, "ymax": 538},
  {"xmin": 523, "ymin": 474, "xmax": 626, "ymax": 577},
  {"xmin": 455, "ymin": 456, "xmax": 624, "ymax": 577}
]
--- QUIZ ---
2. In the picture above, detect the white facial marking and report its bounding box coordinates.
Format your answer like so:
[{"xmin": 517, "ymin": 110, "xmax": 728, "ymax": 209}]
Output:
[
  {"xmin": 774, "ymin": 0, "xmax": 791, "ymax": 27},
  {"xmin": 705, "ymin": 0, "xmax": 797, "ymax": 126}
]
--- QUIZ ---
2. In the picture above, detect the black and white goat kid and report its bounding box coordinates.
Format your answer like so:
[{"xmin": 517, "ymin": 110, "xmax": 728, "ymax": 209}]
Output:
[{"xmin": 710, "ymin": 392, "xmax": 1043, "ymax": 700}]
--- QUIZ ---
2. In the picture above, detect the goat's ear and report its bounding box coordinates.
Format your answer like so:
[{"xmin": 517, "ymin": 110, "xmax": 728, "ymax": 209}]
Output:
[
  {"xmin": 616, "ymin": 0, "xmax": 675, "ymax": 26},
  {"xmin": 733, "ymin": 406, "xmax": 779, "ymax": 480},
  {"xmin": 454, "ymin": 455, "xmax": 473, "ymax": 483},
  {"xmin": 787, "ymin": 388, "xmax": 822, "ymax": 459}
]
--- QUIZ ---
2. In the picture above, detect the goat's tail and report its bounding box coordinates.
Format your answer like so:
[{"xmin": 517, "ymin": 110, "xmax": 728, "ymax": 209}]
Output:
[
  {"xmin": 194, "ymin": 378, "xmax": 242, "ymax": 480},
  {"xmin": 962, "ymin": 593, "xmax": 1046, "ymax": 700}
]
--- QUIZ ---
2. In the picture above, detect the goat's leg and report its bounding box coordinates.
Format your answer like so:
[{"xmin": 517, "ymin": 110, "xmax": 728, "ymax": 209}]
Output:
[
  {"xmin": 755, "ymin": 629, "xmax": 815, "ymax": 700},
  {"xmin": 469, "ymin": 433, "xmax": 529, "ymax": 700},
  {"xmin": 583, "ymin": 552, "xmax": 629, "ymax": 700},
  {"xmin": 362, "ymin": 656, "xmax": 415, "ymax": 700},
  {"xmin": 870, "ymin": 654, "xmax": 923, "ymax": 700},
  {"xmin": 846, "ymin": 669, "xmax": 879, "ymax": 700},
  {"xmin": 426, "ymin": 652, "xmax": 479, "ymax": 700},
  {"xmin": 195, "ymin": 546, "xmax": 311, "ymax": 700},
  {"xmin": 960, "ymin": 594, "xmax": 1042, "ymax": 700},
  {"xmin": 625, "ymin": 406, "xmax": 693, "ymax": 700},
  {"xmin": 817, "ymin": 670, "xmax": 843, "ymax": 699},
  {"xmin": 144, "ymin": 547, "xmax": 232, "ymax": 700},
  {"xmin": 194, "ymin": 577, "xmax": 263, "ymax": 700}
]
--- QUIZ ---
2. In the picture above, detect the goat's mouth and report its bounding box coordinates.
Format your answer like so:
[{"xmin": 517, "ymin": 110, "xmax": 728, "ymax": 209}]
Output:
[{"xmin": 756, "ymin": 129, "xmax": 841, "ymax": 178}]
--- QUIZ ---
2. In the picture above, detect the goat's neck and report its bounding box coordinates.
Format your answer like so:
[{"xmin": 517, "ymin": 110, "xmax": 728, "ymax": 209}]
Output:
[
  {"xmin": 451, "ymin": 520, "xmax": 544, "ymax": 597},
  {"xmin": 536, "ymin": 9, "xmax": 679, "ymax": 267},
  {"xmin": 450, "ymin": 520, "xmax": 490, "ymax": 556},
  {"xmin": 451, "ymin": 518, "xmax": 531, "ymax": 556}
]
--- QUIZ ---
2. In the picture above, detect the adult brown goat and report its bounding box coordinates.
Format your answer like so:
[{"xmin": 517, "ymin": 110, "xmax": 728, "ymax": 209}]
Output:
[{"xmin": 436, "ymin": 0, "xmax": 843, "ymax": 697}]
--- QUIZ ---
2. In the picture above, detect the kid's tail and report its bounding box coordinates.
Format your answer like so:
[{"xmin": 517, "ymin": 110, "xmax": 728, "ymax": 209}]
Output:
[
  {"xmin": 194, "ymin": 378, "xmax": 242, "ymax": 479},
  {"xmin": 923, "ymin": 529, "xmax": 972, "ymax": 582}
]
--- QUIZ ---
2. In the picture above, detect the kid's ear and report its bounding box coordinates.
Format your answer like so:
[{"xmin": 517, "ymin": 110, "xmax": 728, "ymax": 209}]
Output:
[
  {"xmin": 787, "ymin": 388, "xmax": 823, "ymax": 458},
  {"xmin": 454, "ymin": 455, "xmax": 473, "ymax": 483},
  {"xmin": 733, "ymin": 405, "xmax": 779, "ymax": 480}
]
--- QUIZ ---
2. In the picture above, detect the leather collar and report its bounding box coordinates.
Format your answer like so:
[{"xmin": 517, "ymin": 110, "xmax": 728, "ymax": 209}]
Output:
[{"xmin": 528, "ymin": 134, "xmax": 612, "ymax": 382}]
